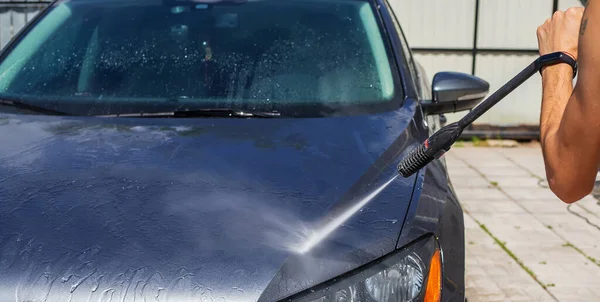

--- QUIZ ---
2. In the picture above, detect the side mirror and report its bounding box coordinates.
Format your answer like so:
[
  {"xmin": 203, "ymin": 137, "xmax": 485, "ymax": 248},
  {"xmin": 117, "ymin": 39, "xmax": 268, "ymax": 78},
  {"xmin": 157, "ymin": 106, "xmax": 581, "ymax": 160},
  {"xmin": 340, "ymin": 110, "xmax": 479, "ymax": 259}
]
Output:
[{"xmin": 422, "ymin": 72, "xmax": 490, "ymax": 116}]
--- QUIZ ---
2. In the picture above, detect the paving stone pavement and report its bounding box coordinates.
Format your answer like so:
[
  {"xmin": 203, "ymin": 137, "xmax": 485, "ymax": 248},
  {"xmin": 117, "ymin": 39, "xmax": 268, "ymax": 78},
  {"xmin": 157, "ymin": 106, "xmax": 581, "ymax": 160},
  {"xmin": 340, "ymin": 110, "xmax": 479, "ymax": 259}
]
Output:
[{"xmin": 446, "ymin": 144, "xmax": 600, "ymax": 302}]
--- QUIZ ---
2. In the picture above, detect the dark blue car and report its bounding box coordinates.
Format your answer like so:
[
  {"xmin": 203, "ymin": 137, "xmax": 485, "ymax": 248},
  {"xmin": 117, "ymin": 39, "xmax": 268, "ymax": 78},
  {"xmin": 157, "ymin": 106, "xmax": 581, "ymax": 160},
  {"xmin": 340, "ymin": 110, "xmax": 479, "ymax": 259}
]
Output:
[{"xmin": 0, "ymin": 0, "xmax": 490, "ymax": 301}]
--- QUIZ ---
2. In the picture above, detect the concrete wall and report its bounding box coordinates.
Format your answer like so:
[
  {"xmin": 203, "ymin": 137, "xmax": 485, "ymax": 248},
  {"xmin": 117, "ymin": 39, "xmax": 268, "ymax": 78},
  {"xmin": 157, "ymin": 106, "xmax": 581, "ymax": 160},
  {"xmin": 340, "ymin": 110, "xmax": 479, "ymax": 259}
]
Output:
[{"xmin": 390, "ymin": 0, "xmax": 584, "ymax": 127}]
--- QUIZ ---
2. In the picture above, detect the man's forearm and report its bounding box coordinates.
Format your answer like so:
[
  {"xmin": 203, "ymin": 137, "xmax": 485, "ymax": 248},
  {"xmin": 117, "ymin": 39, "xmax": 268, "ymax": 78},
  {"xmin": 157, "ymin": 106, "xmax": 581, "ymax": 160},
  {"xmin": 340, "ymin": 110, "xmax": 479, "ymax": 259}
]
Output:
[
  {"xmin": 540, "ymin": 65, "xmax": 580, "ymax": 202},
  {"xmin": 540, "ymin": 65, "xmax": 573, "ymax": 147},
  {"xmin": 540, "ymin": 65, "xmax": 597, "ymax": 203},
  {"xmin": 536, "ymin": 4, "xmax": 600, "ymax": 203}
]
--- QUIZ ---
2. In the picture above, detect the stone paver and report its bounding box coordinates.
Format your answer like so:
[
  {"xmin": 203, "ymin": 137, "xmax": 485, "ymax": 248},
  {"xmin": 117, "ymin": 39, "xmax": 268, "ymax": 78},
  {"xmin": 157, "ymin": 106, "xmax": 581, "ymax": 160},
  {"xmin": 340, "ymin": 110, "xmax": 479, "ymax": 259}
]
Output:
[
  {"xmin": 464, "ymin": 214, "xmax": 555, "ymax": 302},
  {"xmin": 447, "ymin": 145, "xmax": 600, "ymax": 302},
  {"xmin": 493, "ymin": 176, "xmax": 542, "ymax": 188},
  {"xmin": 574, "ymin": 196, "xmax": 600, "ymax": 219}
]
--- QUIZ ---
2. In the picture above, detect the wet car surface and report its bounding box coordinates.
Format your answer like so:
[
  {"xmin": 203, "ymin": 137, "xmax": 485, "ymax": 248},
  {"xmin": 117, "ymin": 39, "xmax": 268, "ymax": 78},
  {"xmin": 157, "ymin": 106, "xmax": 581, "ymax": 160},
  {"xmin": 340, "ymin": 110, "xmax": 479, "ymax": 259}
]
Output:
[
  {"xmin": 0, "ymin": 0, "xmax": 471, "ymax": 301},
  {"xmin": 0, "ymin": 106, "xmax": 421, "ymax": 301}
]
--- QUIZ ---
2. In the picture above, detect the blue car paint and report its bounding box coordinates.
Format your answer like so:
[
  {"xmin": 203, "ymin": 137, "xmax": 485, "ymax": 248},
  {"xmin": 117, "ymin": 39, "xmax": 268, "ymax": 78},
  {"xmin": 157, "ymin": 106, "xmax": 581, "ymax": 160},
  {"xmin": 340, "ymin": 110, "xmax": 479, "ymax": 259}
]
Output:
[
  {"xmin": 0, "ymin": 0, "xmax": 467, "ymax": 300},
  {"xmin": 0, "ymin": 100, "xmax": 420, "ymax": 301}
]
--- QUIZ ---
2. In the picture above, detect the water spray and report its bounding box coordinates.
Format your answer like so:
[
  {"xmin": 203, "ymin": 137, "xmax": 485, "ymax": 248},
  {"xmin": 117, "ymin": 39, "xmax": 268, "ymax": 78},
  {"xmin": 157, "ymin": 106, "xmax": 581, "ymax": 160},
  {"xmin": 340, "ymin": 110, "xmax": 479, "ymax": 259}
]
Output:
[
  {"xmin": 296, "ymin": 175, "xmax": 399, "ymax": 254},
  {"xmin": 397, "ymin": 51, "xmax": 578, "ymax": 178}
]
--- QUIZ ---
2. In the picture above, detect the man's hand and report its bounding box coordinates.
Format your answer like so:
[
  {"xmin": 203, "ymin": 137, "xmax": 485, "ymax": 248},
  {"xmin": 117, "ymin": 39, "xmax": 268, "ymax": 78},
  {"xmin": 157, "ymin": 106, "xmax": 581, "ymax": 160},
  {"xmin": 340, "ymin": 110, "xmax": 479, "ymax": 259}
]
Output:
[
  {"xmin": 536, "ymin": 3, "xmax": 600, "ymax": 204},
  {"xmin": 537, "ymin": 7, "xmax": 584, "ymax": 60}
]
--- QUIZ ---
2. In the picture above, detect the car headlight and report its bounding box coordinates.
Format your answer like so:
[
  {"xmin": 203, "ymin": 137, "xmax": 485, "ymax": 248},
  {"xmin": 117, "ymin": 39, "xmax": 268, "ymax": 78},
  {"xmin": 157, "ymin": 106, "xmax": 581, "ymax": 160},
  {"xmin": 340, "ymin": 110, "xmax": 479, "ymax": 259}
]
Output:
[{"xmin": 289, "ymin": 235, "xmax": 441, "ymax": 302}]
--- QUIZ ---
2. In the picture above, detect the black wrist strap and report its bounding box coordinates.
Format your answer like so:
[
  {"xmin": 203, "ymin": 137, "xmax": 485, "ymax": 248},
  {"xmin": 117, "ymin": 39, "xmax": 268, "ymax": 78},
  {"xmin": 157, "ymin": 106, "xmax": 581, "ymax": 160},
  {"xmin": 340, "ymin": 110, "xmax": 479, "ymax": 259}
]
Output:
[{"xmin": 537, "ymin": 52, "xmax": 578, "ymax": 78}]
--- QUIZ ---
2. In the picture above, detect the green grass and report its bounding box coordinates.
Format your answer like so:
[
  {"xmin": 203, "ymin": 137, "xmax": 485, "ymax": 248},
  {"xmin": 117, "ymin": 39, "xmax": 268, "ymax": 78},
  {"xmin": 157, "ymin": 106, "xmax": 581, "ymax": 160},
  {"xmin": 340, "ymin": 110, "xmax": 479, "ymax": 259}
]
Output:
[
  {"xmin": 490, "ymin": 181, "xmax": 499, "ymax": 187},
  {"xmin": 471, "ymin": 136, "xmax": 490, "ymax": 147},
  {"xmin": 455, "ymin": 141, "xmax": 465, "ymax": 148}
]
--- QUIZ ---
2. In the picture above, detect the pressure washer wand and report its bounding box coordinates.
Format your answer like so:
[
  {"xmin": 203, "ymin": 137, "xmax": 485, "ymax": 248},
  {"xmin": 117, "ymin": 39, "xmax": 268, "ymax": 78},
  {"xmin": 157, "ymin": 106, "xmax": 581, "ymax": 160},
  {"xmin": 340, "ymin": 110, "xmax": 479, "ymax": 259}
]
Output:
[{"xmin": 397, "ymin": 51, "xmax": 578, "ymax": 178}]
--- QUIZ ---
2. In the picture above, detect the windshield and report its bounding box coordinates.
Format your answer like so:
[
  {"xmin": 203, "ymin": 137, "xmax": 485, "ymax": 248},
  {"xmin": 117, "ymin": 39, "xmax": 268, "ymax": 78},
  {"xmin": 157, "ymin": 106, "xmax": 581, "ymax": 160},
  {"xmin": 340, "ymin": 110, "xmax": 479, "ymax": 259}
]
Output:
[{"xmin": 0, "ymin": 0, "xmax": 402, "ymax": 117}]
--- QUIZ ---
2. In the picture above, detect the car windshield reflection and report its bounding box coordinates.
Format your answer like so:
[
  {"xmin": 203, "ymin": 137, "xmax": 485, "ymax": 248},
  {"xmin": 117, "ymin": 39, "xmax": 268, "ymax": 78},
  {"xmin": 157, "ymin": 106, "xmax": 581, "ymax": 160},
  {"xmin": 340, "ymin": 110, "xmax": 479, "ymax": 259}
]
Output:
[{"xmin": 0, "ymin": 0, "xmax": 402, "ymax": 117}]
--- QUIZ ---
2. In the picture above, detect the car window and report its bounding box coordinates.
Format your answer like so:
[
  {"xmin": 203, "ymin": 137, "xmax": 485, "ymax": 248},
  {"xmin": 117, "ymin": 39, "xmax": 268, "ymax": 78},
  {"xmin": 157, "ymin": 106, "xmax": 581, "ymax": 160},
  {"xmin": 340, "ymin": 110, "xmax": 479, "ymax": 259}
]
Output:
[{"xmin": 0, "ymin": 0, "xmax": 403, "ymax": 117}]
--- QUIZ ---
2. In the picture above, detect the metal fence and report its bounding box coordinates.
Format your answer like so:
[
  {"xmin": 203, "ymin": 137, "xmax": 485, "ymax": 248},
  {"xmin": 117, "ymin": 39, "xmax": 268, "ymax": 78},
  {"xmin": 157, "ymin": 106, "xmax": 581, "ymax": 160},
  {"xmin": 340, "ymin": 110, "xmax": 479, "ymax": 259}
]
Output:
[
  {"xmin": 0, "ymin": 0, "xmax": 49, "ymax": 49},
  {"xmin": 406, "ymin": 0, "xmax": 586, "ymax": 77},
  {"xmin": 392, "ymin": 0, "xmax": 587, "ymax": 138}
]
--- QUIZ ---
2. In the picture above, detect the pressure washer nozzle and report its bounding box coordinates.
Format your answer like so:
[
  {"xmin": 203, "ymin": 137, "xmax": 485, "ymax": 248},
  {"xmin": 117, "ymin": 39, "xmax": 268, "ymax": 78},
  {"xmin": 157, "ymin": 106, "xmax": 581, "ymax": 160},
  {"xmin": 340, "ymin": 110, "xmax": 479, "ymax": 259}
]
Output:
[
  {"xmin": 397, "ymin": 143, "xmax": 434, "ymax": 178},
  {"xmin": 397, "ymin": 123, "xmax": 463, "ymax": 178}
]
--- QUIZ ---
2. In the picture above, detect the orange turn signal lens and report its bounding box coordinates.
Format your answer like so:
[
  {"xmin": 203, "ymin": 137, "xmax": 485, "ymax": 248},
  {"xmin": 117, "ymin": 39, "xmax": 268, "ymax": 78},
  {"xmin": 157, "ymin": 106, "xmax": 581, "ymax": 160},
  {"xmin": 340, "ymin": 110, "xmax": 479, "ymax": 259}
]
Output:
[{"xmin": 424, "ymin": 249, "xmax": 442, "ymax": 302}]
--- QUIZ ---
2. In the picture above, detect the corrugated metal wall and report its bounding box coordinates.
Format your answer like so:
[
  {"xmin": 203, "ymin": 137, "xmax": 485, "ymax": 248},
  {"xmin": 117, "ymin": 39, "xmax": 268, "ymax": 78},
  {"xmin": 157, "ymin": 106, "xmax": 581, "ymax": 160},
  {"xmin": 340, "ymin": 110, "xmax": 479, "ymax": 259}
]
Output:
[
  {"xmin": 0, "ymin": 1, "xmax": 48, "ymax": 49},
  {"xmin": 391, "ymin": 0, "xmax": 584, "ymax": 127}
]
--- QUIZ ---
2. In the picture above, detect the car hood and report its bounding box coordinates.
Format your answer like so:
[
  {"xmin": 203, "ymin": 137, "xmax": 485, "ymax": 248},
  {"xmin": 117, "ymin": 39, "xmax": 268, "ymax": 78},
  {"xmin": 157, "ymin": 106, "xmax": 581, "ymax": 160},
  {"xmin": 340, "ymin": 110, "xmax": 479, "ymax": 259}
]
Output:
[{"xmin": 0, "ymin": 104, "xmax": 421, "ymax": 302}]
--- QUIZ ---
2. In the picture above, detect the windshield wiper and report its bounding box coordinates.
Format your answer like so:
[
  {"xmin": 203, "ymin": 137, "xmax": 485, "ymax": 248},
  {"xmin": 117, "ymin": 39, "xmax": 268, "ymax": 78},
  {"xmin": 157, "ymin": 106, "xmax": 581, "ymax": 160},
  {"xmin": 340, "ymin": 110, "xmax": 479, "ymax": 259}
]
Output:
[
  {"xmin": 0, "ymin": 99, "xmax": 70, "ymax": 116},
  {"xmin": 96, "ymin": 108, "xmax": 282, "ymax": 118}
]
